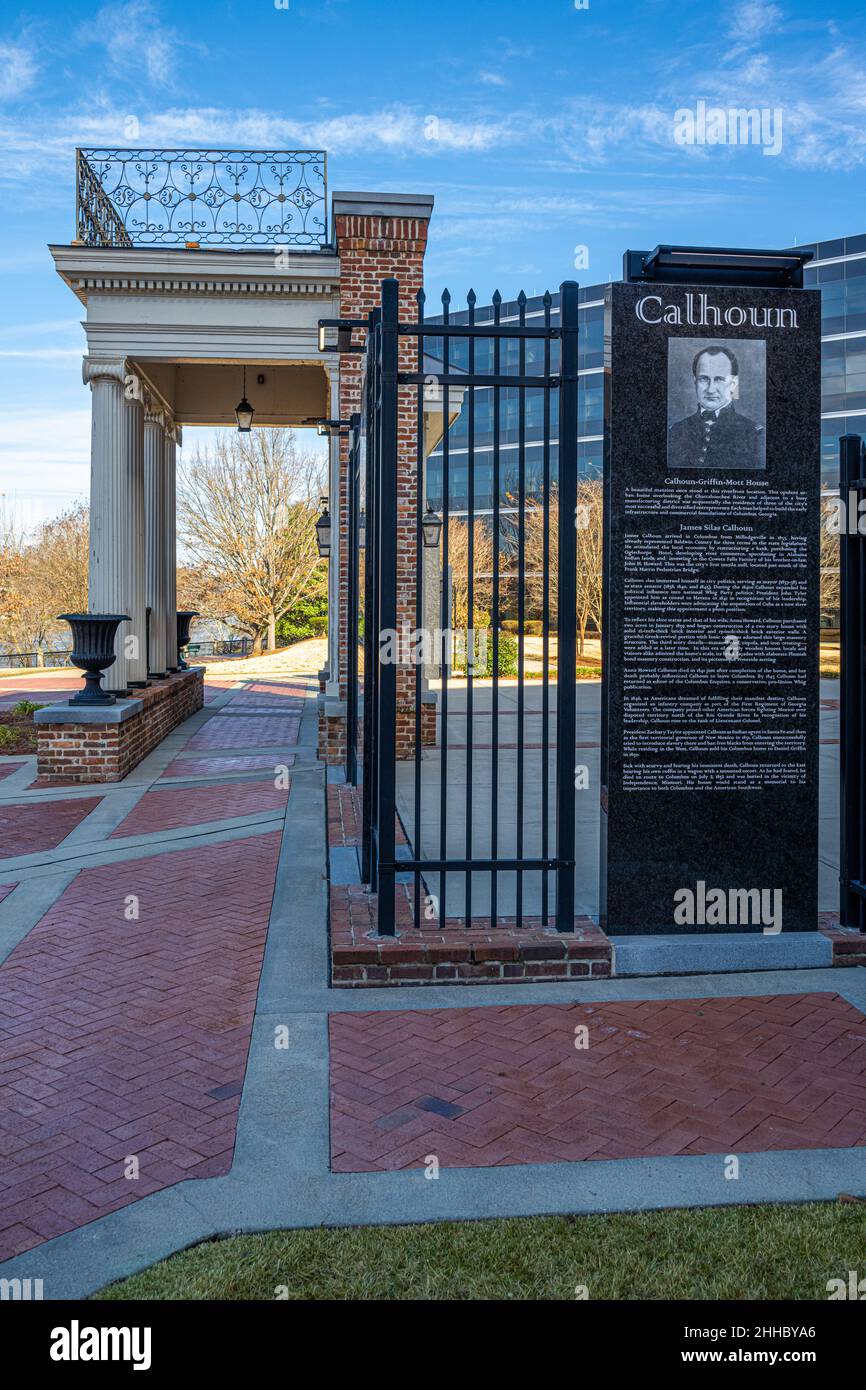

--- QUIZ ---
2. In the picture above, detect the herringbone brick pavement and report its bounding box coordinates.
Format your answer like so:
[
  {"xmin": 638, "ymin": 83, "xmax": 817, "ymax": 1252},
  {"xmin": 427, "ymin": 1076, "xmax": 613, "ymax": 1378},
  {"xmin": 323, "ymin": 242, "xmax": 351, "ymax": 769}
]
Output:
[
  {"xmin": 109, "ymin": 780, "xmax": 288, "ymax": 837},
  {"xmin": 186, "ymin": 714, "xmax": 300, "ymax": 750},
  {"xmin": 225, "ymin": 692, "xmax": 305, "ymax": 711},
  {"xmin": 0, "ymin": 797, "xmax": 102, "ymax": 858},
  {"xmin": 162, "ymin": 754, "xmax": 293, "ymax": 779},
  {"xmin": 330, "ymin": 994, "xmax": 866, "ymax": 1171},
  {"xmin": 0, "ymin": 831, "xmax": 281, "ymax": 1260}
]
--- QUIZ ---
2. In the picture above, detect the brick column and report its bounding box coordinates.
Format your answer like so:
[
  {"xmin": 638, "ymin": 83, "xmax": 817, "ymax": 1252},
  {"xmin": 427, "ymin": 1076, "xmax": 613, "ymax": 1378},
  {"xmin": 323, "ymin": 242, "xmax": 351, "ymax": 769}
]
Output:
[{"xmin": 319, "ymin": 191, "xmax": 433, "ymax": 765}]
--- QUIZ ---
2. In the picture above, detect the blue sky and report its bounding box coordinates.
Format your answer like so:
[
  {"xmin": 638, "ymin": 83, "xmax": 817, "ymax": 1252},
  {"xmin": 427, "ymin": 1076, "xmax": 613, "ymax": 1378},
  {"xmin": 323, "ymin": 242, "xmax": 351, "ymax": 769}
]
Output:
[{"xmin": 2, "ymin": 0, "xmax": 866, "ymax": 525}]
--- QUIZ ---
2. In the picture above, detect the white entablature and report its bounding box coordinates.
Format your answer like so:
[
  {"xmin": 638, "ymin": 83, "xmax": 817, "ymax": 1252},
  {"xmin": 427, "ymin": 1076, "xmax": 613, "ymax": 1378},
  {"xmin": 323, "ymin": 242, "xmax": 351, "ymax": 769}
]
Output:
[{"xmin": 50, "ymin": 244, "xmax": 341, "ymax": 427}]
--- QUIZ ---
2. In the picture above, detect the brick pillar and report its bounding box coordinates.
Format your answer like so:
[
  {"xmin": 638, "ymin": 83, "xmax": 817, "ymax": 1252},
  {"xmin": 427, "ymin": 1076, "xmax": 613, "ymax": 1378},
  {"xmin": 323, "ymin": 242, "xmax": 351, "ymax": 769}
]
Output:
[{"xmin": 319, "ymin": 191, "xmax": 434, "ymax": 765}]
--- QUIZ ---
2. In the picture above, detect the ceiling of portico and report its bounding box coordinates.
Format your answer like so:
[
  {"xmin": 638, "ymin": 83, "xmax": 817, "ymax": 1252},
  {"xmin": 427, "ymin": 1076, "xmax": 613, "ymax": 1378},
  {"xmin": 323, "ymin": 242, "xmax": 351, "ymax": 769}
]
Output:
[{"xmin": 133, "ymin": 359, "xmax": 330, "ymax": 428}]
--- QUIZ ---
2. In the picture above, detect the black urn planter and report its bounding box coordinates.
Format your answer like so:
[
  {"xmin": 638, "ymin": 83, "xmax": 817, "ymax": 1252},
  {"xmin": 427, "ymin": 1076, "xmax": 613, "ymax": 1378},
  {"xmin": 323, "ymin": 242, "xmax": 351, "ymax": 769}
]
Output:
[
  {"xmin": 176, "ymin": 611, "xmax": 199, "ymax": 671},
  {"xmin": 58, "ymin": 613, "xmax": 130, "ymax": 706}
]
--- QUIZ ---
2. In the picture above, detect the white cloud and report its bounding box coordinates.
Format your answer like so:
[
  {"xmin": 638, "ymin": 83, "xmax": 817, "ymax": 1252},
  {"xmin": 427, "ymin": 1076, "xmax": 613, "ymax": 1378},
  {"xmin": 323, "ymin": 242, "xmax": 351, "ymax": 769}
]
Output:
[
  {"xmin": 77, "ymin": 0, "xmax": 187, "ymax": 89},
  {"xmin": 0, "ymin": 408, "xmax": 91, "ymax": 525},
  {"xmin": 0, "ymin": 42, "xmax": 37, "ymax": 101},
  {"xmin": 478, "ymin": 71, "xmax": 508, "ymax": 87},
  {"xmin": 728, "ymin": 0, "xmax": 784, "ymax": 43},
  {"xmin": 0, "ymin": 102, "xmax": 519, "ymax": 190}
]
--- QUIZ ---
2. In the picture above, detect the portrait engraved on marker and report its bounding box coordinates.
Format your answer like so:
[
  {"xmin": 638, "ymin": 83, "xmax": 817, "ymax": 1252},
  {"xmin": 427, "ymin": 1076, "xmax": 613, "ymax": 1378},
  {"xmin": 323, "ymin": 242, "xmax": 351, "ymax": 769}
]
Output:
[{"xmin": 666, "ymin": 336, "xmax": 766, "ymax": 470}]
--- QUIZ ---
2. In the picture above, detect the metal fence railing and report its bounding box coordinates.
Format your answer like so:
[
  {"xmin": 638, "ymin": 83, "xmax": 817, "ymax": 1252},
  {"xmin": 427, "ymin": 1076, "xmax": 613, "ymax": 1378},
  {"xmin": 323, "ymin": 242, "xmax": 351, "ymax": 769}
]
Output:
[
  {"xmin": 76, "ymin": 148, "xmax": 328, "ymax": 249},
  {"xmin": 0, "ymin": 650, "xmax": 73, "ymax": 671},
  {"xmin": 328, "ymin": 277, "xmax": 581, "ymax": 936},
  {"xmin": 186, "ymin": 638, "xmax": 254, "ymax": 659}
]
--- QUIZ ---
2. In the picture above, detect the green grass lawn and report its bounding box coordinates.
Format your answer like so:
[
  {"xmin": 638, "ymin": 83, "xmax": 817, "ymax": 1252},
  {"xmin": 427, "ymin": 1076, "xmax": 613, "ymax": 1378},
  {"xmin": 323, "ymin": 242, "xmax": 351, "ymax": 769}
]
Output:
[{"xmin": 94, "ymin": 1202, "xmax": 866, "ymax": 1300}]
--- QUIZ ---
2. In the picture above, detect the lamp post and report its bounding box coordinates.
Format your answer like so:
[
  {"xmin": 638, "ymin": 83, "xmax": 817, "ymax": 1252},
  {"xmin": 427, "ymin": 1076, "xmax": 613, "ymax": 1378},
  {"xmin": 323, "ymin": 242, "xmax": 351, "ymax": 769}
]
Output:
[{"xmin": 421, "ymin": 501, "xmax": 443, "ymax": 549}]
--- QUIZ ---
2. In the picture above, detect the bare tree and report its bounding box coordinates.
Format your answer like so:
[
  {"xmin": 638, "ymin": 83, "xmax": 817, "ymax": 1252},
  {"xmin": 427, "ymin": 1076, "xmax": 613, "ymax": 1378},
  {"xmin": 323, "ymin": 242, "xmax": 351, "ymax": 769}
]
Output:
[
  {"xmin": 33, "ymin": 502, "xmax": 89, "ymax": 617},
  {"xmin": 0, "ymin": 501, "xmax": 89, "ymax": 663},
  {"xmin": 523, "ymin": 478, "xmax": 603, "ymax": 654},
  {"xmin": 820, "ymin": 487, "xmax": 840, "ymax": 628},
  {"xmin": 178, "ymin": 429, "xmax": 325, "ymax": 653},
  {"xmin": 445, "ymin": 515, "xmax": 494, "ymax": 628}
]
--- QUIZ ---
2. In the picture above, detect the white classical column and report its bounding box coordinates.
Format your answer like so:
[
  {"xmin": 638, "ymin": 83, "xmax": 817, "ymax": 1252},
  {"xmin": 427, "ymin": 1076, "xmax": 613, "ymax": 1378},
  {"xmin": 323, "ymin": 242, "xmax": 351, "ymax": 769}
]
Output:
[
  {"xmin": 144, "ymin": 400, "xmax": 169, "ymax": 677},
  {"xmin": 164, "ymin": 423, "xmax": 179, "ymax": 671},
  {"xmin": 84, "ymin": 357, "xmax": 148, "ymax": 692}
]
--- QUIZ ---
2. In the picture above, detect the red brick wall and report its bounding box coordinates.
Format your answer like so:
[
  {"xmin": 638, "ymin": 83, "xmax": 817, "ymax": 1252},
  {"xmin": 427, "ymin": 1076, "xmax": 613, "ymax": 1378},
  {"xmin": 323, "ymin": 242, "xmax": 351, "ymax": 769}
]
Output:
[
  {"xmin": 37, "ymin": 670, "xmax": 204, "ymax": 784},
  {"xmin": 319, "ymin": 210, "xmax": 430, "ymax": 764}
]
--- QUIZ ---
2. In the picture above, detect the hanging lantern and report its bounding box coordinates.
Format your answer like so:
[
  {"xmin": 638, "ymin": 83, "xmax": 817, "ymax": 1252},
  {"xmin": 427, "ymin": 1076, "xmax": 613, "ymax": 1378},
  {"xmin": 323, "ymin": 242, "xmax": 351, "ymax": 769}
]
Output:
[{"xmin": 235, "ymin": 365, "xmax": 254, "ymax": 432}]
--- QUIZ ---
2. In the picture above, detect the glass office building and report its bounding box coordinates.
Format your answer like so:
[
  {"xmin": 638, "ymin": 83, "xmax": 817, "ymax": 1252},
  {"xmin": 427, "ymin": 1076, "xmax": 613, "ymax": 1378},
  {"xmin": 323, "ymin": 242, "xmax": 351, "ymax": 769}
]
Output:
[{"xmin": 426, "ymin": 235, "xmax": 866, "ymax": 513}]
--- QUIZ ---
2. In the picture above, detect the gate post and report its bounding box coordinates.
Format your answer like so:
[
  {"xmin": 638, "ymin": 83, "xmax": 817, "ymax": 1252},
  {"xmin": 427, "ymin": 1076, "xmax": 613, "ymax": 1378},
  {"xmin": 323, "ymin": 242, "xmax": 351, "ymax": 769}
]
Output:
[
  {"xmin": 839, "ymin": 432, "xmax": 864, "ymax": 929},
  {"xmin": 361, "ymin": 311, "xmax": 378, "ymax": 885},
  {"xmin": 345, "ymin": 412, "xmax": 361, "ymax": 785},
  {"xmin": 376, "ymin": 278, "xmax": 400, "ymax": 935},
  {"xmin": 555, "ymin": 280, "xmax": 580, "ymax": 931}
]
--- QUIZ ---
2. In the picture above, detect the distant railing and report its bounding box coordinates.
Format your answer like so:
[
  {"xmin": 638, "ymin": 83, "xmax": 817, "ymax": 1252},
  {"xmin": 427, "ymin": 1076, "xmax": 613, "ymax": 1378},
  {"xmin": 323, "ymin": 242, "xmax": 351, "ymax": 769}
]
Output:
[
  {"xmin": 186, "ymin": 637, "xmax": 254, "ymax": 659},
  {"xmin": 0, "ymin": 649, "xmax": 73, "ymax": 671},
  {"xmin": 76, "ymin": 148, "xmax": 328, "ymax": 249}
]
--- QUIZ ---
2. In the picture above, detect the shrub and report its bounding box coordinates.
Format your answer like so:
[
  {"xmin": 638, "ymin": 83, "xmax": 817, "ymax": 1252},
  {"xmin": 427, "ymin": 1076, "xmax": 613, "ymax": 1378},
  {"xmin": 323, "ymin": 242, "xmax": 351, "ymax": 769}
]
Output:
[
  {"xmin": 12, "ymin": 700, "xmax": 42, "ymax": 715},
  {"xmin": 0, "ymin": 726, "xmax": 14, "ymax": 748},
  {"xmin": 275, "ymin": 589, "xmax": 328, "ymax": 645},
  {"xmin": 491, "ymin": 631, "xmax": 519, "ymax": 676}
]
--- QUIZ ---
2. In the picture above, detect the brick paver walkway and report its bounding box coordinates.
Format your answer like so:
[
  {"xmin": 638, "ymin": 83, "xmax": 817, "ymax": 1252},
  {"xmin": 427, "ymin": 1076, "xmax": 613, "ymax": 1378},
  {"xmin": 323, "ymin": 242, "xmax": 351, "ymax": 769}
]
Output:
[
  {"xmin": 0, "ymin": 796, "xmax": 102, "ymax": 857},
  {"xmin": 0, "ymin": 669, "xmax": 305, "ymax": 1261},
  {"xmin": 185, "ymin": 713, "xmax": 301, "ymax": 749},
  {"xmin": 330, "ymin": 994, "xmax": 866, "ymax": 1171},
  {"xmin": 109, "ymin": 780, "xmax": 288, "ymax": 837},
  {"xmin": 162, "ymin": 754, "xmax": 293, "ymax": 779},
  {"xmin": 0, "ymin": 833, "xmax": 282, "ymax": 1259}
]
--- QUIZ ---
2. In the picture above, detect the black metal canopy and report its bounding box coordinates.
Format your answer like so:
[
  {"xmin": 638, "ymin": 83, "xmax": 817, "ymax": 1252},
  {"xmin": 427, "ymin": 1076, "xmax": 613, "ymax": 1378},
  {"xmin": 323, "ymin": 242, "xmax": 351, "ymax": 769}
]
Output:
[{"xmin": 624, "ymin": 244, "xmax": 814, "ymax": 289}]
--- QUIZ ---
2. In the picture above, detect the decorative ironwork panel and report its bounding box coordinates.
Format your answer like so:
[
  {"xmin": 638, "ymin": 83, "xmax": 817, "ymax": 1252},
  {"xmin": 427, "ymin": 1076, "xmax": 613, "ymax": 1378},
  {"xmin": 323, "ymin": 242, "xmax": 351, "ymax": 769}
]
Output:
[
  {"xmin": 76, "ymin": 148, "xmax": 328, "ymax": 248},
  {"xmin": 76, "ymin": 150, "xmax": 132, "ymax": 248}
]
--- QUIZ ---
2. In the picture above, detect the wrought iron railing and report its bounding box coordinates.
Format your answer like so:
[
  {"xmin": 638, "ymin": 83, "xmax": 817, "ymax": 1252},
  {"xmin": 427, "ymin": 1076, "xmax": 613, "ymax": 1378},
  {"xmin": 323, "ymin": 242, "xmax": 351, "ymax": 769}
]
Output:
[
  {"xmin": 75, "ymin": 148, "xmax": 328, "ymax": 249},
  {"xmin": 76, "ymin": 150, "xmax": 133, "ymax": 247}
]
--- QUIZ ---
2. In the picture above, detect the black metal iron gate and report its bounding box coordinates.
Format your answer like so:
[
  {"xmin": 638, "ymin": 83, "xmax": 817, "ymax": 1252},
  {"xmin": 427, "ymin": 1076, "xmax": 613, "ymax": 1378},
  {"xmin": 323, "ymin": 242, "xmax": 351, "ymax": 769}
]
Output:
[
  {"xmin": 839, "ymin": 432, "xmax": 866, "ymax": 931},
  {"xmin": 351, "ymin": 277, "xmax": 581, "ymax": 936}
]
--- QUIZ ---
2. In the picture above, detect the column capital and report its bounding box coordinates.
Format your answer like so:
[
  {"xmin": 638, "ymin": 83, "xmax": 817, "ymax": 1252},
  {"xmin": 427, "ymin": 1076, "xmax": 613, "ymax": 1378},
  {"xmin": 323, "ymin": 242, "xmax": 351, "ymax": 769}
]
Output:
[
  {"xmin": 82, "ymin": 356, "xmax": 127, "ymax": 388},
  {"xmin": 143, "ymin": 398, "xmax": 166, "ymax": 429}
]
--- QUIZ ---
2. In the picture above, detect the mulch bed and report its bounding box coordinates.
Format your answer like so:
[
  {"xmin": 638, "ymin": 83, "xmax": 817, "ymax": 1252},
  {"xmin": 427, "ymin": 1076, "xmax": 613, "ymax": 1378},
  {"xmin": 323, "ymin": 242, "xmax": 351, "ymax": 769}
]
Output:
[{"xmin": 0, "ymin": 709, "xmax": 40, "ymax": 755}]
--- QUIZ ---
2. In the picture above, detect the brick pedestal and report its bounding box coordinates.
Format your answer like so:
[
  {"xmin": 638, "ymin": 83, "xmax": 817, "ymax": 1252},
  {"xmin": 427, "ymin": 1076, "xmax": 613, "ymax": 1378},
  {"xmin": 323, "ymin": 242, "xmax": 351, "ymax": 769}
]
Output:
[{"xmin": 35, "ymin": 668, "xmax": 204, "ymax": 784}]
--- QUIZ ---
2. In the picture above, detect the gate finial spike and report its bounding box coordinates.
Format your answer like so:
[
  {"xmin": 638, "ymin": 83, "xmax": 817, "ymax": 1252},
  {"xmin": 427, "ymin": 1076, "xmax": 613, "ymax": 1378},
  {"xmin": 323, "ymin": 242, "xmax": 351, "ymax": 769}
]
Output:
[
  {"xmin": 543, "ymin": 289, "xmax": 552, "ymax": 308},
  {"xmin": 517, "ymin": 289, "xmax": 527, "ymax": 306},
  {"xmin": 441, "ymin": 288, "xmax": 451, "ymax": 304},
  {"xmin": 467, "ymin": 288, "xmax": 476, "ymax": 305},
  {"xmin": 492, "ymin": 289, "xmax": 502, "ymax": 305}
]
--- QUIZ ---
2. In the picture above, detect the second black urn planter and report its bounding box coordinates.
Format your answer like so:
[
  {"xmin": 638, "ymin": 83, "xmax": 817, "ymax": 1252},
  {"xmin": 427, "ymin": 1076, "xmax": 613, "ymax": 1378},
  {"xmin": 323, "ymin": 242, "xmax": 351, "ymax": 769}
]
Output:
[
  {"xmin": 176, "ymin": 611, "xmax": 199, "ymax": 671},
  {"xmin": 58, "ymin": 613, "xmax": 130, "ymax": 706}
]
